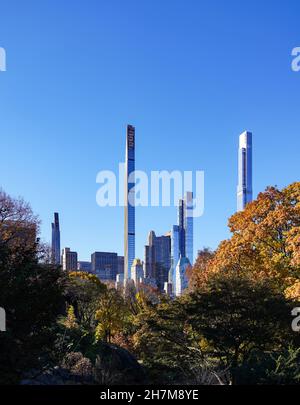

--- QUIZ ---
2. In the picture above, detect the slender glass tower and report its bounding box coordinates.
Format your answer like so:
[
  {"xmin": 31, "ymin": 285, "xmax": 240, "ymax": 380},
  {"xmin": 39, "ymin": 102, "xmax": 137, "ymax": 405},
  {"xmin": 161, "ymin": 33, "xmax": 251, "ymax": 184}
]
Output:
[
  {"xmin": 124, "ymin": 125, "xmax": 135, "ymax": 281},
  {"xmin": 184, "ymin": 191, "xmax": 194, "ymax": 265},
  {"xmin": 169, "ymin": 225, "xmax": 180, "ymax": 287},
  {"xmin": 178, "ymin": 199, "xmax": 186, "ymax": 257},
  {"xmin": 237, "ymin": 131, "xmax": 253, "ymax": 211},
  {"xmin": 51, "ymin": 212, "xmax": 61, "ymax": 265}
]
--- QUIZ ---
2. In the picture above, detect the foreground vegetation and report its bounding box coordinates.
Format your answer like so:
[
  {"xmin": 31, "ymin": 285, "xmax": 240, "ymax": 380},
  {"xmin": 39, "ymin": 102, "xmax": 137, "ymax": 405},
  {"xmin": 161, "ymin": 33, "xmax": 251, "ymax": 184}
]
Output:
[{"xmin": 0, "ymin": 183, "xmax": 299, "ymax": 385}]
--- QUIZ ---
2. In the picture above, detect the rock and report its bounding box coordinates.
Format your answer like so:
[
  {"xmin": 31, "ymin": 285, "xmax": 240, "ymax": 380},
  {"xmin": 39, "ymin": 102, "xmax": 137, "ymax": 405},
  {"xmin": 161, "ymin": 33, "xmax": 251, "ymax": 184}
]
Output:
[{"xmin": 95, "ymin": 343, "xmax": 146, "ymax": 385}]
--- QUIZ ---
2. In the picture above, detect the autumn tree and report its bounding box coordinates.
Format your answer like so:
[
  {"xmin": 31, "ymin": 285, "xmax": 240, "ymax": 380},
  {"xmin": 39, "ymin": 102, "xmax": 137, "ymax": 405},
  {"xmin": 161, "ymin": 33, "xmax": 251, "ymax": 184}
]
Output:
[
  {"xmin": 0, "ymin": 190, "xmax": 64, "ymax": 384},
  {"xmin": 95, "ymin": 288, "xmax": 130, "ymax": 344},
  {"xmin": 190, "ymin": 183, "xmax": 300, "ymax": 294},
  {"xmin": 187, "ymin": 248, "xmax": 215, "ymax": 291},
  {"xmin": 64, "ymin": 271, "xmax": 107, "ymax": 330}
]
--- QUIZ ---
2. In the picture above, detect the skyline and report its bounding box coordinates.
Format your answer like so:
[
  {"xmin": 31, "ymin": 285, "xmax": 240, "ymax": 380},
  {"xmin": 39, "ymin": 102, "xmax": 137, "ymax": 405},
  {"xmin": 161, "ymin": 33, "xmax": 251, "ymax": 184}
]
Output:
[
  {"xmin": 0, "ymin": 1, "xmax": 299, "ymax": 261},
  {"xmin": 52, "ymin": 128, "xmax": 246, "ymax": 267}
]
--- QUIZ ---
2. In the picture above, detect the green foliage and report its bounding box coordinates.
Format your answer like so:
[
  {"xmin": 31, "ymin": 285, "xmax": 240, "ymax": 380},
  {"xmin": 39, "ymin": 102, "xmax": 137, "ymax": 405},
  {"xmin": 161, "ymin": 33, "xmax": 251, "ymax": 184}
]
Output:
[
  {"xmin": 95, "ymin": 288, "xmax": 130, "ymax": 343},
  {"xmin": 1, "ymin": 187, "xmax": 300, "ymax": 385},
  {"xmin": 0, "ymin": 191, "xmax": 65, "ymax": 383},
  {"xmin": 183, "ymin": 274, "xmax": 294, "ymax": 383}
]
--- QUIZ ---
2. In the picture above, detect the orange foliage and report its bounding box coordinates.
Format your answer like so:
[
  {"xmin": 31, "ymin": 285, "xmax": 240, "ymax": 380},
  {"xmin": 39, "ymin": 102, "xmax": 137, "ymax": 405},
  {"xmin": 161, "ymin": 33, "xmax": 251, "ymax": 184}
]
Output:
[{"xmin": 190, "ymin": 183, "xmax": 300, "ymax": 293}]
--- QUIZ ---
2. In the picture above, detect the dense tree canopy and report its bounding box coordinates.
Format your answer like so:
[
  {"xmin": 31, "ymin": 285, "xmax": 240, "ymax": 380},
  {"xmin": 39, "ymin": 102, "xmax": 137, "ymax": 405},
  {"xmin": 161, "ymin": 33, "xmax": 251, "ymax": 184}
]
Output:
[
  {"xmin": 1, "ymin": 184, "xmax": 299, "ymax": 385},
  {"xmin": 0, "ymin": 191, "xmax": 64, "ymax": 384},
  {"xmin": 191, "ymin": 183, "xmax": 300, "ymax": 297}
]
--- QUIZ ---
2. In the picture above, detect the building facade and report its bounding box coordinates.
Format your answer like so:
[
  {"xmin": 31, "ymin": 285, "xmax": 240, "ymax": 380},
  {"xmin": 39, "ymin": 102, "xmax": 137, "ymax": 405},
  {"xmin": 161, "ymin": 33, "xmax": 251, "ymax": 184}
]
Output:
[
  {"xmin": 77, "ymin": 261, "xmax": 92, "ymax": 273},
  {"xmin": 61, "ymin": 247, "xmax": 78, "ymax": 271},
  {"xmin": 124, "ymin": 124, "xmax": 135, "ymax": 281},
  {"xmin": 117, "ymin": 256, "xmax": 124, "ymax": 276},
  {"xmin": 175, "ymin": 256, "xmax": 190, "ymax": 297},
  {"xmin": 51, "ymin": 212, "xmax": 60, "ymax": 265},
  {"xmin": 184, "ymin": 191, "xmax": 194, "ymax": 266},
  {"xmin": 169, "ymin": 225, "xmax": 180, "ymax": 287},
  {"xmin": 91, "ymin": 252, "xmax": 118, "ymax": 281},
  {"xmin": 237, "ymin": 131, "xmax": 253, "ymax": 211},
  {"xmin": 144, "ymin": 231, "xmax": 171, "ymax": 291},
  {"xmin": 168, "ymin": 192, "xmax": 194, "ymax": 295},
  {"xmin": 131, "ymin": 258, "xmax": 144, "ymax": 287}
]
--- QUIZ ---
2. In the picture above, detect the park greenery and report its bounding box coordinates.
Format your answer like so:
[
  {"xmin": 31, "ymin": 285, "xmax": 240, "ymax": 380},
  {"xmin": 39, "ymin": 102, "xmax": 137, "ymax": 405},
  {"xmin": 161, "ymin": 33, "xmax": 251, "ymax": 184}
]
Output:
[{"xmin": 0, "ymin": 182, "xmax": 299, "ymax": 385}]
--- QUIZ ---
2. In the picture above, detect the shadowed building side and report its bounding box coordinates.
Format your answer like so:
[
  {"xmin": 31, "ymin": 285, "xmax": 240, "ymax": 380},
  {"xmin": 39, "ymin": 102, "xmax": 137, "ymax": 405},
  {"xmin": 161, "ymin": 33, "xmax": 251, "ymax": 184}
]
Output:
[{"xmin": 51, "ymin": 212, "xmax": 61, "ymax": 265}]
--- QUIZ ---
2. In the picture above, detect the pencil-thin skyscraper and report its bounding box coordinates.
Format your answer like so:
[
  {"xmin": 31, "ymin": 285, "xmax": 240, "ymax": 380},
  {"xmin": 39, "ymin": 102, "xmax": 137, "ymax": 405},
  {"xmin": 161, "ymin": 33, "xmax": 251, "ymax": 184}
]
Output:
[
  {"xmin": 124, "ymin": 125, "xmax": 135, "ymax": 280},
  {"xmin": 51, "ymin": 212, "xmax": 61, "ymax": 265},
  {"xmin": 237, "ymin": 131, "xmax": 253, "ymax": 211},
  {"xmin": 184, "ymin": 191, "xmax": 194, "ymax": 265}
]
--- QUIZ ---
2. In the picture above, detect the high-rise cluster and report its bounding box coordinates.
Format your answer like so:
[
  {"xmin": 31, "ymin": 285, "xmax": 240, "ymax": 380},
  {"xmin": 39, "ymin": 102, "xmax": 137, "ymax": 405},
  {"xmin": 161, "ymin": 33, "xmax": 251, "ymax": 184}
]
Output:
[{"xmin": 50, "ymin": 127, "xmax": 253, "ymax": 297}]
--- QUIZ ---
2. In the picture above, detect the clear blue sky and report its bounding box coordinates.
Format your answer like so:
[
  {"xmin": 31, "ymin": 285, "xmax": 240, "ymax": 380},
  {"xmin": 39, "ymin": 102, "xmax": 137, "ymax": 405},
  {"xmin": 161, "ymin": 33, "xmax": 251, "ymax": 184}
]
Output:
[{"xmin": 0, "ymin": 0, "xmax": 299, "ymax": 261}]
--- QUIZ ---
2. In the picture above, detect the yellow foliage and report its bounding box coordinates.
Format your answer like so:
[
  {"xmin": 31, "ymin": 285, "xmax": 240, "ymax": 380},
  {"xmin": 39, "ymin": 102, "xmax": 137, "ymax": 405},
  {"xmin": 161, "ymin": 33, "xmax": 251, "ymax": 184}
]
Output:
[
  {"xmin": 190, "ymin": 183, "xmax": 300, "ymax": 292},
  {"xmin": 64, "ymin": 305, "xmax": 78, "ymax": 329}
]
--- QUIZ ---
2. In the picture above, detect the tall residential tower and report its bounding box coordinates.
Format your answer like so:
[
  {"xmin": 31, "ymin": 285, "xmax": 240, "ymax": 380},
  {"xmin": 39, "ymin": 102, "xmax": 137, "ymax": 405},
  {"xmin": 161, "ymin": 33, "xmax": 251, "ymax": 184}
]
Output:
[
  {"xmin": 51, "ymin": 212, "xmax": 61, "ymax": 265},
  {"xmin": 237, "ymin": 131, "xmax": 253, "ymax": 211},
  {"xmin": 124, "ymin": 125, "xmax": 136, "ymax": 281},
  {"xmin": 184, "ymin": 191, "xmax": 194, "ymax": 265}
]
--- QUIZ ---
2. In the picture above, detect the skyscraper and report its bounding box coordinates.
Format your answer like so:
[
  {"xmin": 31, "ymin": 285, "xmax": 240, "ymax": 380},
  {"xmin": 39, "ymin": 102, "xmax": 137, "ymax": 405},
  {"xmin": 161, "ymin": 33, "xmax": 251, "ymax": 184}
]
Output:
[
  {"xmin": 51, "ymin": 212, "xmax": 60, "ymax": 265},
  {"xmin": 169, "ymin": 225, "xmax": 180, "ymax": 287},
  {"xmin": 184, "ymin": 191, "xmax": 194, "ymax": 266},
  {"xmin": 168, "ymin": 192, "xmax": 194, "ymax": 295},
  {"xmin": 237, "ymin": 131, "xmax": 253, "ymax": 211},
  {"xmin": 61, "ymin": 247, "xmax": 78, "ymax": 271},
  {"xmin": 178, "ymin": 199, "xmax": 186, "ymax": 257},
  {"xmin": 91, "ymin": 252, "xmax": 118, "ymax": 281},
  {"xmin": 131, "ymin": 258, "xmax": 144, "ymax": 287},
  {"xmin": 177, "ymin": 193, "xmax": 194, "ymax": 264},
  {"xmin": 144, "ymin": 231, "xmax": 171, "ymax": 291},
  {"xmin": 175, "ymin": 256, "xmax": 190, "ymax": 297},
  {"xmin": 124, "ymin": 124, "xmax": 135, "ymax": 281}
]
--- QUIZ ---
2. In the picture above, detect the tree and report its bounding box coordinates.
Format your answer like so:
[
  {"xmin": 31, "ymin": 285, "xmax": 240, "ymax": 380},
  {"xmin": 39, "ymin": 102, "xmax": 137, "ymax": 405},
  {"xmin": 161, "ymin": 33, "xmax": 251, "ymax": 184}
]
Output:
[
  {"xmin": 64, "ymin": 271, "xmax": 107, "ymax": 331},
  {"xmin": 95, "ymin": 288, "xmax": 129, "ymax": 344},
  {"xmin": 183, "ymin": 274, "xmax": 295, "ymax": 384},
  {"xmin": 187, "ymin": 248, "xmax": 215, "ymax": 291},
  {"xmin": 191, "ymin": 183, "xmax": 300, "ymax": 294},
  {"xmin": 133, "ymin": 294, "xmax": 227, "ymax": 384},
  {"xmin": 0, "ymin": 190, "xmax": 64, "ymax": 384}
]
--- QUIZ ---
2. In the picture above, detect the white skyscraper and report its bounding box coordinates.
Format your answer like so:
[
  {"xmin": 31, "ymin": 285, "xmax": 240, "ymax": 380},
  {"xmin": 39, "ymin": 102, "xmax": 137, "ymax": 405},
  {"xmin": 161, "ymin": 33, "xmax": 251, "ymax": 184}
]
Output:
[
  {"xmin": 237, "ymin": 131, "xmax": 253, "ymax": 211},
  {"xmin": 131, "ymin": 259, "xmax": 144, "ymax": 287},
  {"xmin": 175, "ymin": 256, "xmax": 190, "ymax": 297}
]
